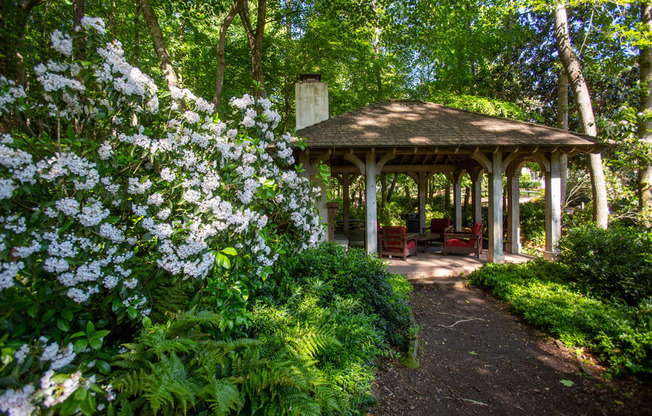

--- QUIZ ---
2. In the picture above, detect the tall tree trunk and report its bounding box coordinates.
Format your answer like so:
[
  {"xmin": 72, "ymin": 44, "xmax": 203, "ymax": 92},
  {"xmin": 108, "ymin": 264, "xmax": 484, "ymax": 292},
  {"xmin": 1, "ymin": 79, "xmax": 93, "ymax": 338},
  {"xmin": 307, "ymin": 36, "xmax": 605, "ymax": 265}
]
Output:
[
  {"xmin": 553, "ymin": 2, "xmax": 609, "ymax": 228},
  {"xmin": 73, "ymin": 0, "xmax": 85, "ymax": 60},
  {"xmin": 639, "ymin": 1, "xmax": 652, "ymax": 223},
  {"xmin": 139, "ymin": 0, "xmax": 180, "ymax": 90},
  {"xmin": 558, "ymin": 65, "xmax": 569, "ymax": 206},
  {"xmin": 239, "ymin": 0, "xmax": 266, "ymax": 97},
  {"xmin": 0, "ymin": 0, "xmax": 45, "ymax": 85},
  {"xmin": 214, "ymin": 0, "xmax": 246, "ymax": 107}
]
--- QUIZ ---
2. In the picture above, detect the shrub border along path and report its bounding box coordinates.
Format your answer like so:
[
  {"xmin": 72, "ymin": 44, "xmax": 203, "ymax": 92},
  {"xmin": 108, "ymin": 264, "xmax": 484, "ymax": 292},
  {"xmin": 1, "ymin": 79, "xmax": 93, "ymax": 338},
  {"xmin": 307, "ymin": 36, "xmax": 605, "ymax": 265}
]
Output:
[{"xmin": 371, "ymin": 278, "xmax": 652, "ymax": 415}]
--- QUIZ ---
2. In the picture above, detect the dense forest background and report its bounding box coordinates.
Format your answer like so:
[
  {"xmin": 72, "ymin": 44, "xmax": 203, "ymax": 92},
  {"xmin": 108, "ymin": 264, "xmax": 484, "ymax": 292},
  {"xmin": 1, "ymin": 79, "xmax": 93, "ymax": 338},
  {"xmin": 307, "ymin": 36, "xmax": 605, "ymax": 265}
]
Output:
[{"xmin": 1, "ymin": 0, "xmax": 649, "ymax": 221}]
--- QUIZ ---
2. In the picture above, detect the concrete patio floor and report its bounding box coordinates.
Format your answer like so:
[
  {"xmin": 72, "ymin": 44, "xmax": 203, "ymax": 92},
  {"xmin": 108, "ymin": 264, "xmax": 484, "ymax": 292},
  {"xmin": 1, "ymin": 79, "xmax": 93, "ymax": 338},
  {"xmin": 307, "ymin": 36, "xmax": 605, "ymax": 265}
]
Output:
[
  {"xmin": 383, "ymin": 245, "xmax": 533, "ymax": 283},
  {"xmin": 333, "ymin": 234, "xmax": 533, "ymax": 283}
]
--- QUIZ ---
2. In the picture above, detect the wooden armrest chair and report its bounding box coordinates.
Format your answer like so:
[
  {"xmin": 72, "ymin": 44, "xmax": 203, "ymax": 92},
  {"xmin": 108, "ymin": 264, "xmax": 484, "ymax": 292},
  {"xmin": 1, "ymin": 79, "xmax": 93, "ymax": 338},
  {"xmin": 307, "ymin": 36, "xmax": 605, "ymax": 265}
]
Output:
[
  {"xmin": 421, "ymin": 217, "xmax": 452, "ymax": 242},
  {"xmin": 380, "ymin": 226, "xmax": 417, "ymax": 261},
  {"xmin": 444, "ymin": 222, "xmax": 483, "ymax": 258}
]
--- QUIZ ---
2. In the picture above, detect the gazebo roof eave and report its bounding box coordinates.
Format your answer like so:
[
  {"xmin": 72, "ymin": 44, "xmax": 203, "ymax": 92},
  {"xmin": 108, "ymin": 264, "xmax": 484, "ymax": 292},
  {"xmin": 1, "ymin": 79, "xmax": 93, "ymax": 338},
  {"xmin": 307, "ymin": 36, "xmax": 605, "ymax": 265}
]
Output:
[{"xmin": 299, "ymin": 142, "xmax": 606, "ymax": 156}]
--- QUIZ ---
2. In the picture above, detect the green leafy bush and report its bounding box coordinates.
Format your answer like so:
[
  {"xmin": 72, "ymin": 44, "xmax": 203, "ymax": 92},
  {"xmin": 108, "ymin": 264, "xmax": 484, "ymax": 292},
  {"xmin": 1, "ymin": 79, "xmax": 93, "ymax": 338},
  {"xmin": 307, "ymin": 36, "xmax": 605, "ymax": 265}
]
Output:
[
  {"xmin": 243, "ymin": 243, "xmax": 414, "ymax": 415},
  {"xmin": 469, "ymin": 260, "xmax": 652, "ymax": 375},
  {"xmin": 557, "ymin": 226, "xmax": 652, "ymax": 306},
  {"xmin": 262, "ymin": 243, "xmax": 412, "ymax": 347}
]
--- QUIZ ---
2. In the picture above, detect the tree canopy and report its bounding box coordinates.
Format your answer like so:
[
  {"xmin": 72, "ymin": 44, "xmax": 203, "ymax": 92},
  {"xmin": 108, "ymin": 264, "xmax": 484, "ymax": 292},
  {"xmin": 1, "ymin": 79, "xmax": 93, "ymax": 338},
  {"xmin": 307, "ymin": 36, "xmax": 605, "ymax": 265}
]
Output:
[{"xmin": 2, "ymin": 0, "xmax": 651, "ymax": 222}]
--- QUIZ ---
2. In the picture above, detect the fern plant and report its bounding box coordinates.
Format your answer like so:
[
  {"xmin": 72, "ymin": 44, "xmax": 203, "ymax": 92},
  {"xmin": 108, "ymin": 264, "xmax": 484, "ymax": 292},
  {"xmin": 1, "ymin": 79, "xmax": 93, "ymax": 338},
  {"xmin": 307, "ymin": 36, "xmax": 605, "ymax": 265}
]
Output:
[{"xmin": 109, "ymin": 309, "xmax": 340, "ymax": 415}]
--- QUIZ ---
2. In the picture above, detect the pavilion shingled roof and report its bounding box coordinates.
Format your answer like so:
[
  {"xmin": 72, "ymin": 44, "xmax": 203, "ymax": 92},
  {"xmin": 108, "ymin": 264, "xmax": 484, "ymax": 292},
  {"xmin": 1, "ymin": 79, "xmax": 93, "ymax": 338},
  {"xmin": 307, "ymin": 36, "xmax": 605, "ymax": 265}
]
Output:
[{"xmin": 296, "ymin": 100, "xmax": 602, "ymax": 151}]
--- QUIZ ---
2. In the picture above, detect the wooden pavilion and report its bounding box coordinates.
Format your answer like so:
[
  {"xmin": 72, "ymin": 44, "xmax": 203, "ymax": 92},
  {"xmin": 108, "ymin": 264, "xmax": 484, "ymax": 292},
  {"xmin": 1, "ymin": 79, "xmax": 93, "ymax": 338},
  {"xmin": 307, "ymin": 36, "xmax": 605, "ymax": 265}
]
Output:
[{"xmin": 294, "ymin": 81, "xmax": 604, "ymax": 263}]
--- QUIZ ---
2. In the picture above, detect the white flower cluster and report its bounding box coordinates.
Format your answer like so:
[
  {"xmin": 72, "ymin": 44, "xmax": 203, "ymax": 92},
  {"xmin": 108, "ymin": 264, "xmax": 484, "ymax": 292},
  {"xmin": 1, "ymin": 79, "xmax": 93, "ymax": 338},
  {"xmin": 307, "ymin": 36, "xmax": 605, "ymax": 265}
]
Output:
[
  {"xmin": 51, "ymin": 30, "xmax": 73, "ymax": 56},
  {"xmin": 0, "ymin": 338, "xmax": 97, "ymax": 414},
  {"xmin": 0, "ymin": 76, "xmax": 26, "ymax": 115},
  {"xmin": 0, "ymin": 385, "xmax": 35, "ymax": 416},
  {"xmin": 80, "ymin": 16, "xmax": 107, "ymax": 35},
  {"xmin": 96, "ymin": 39, "xmax": 157, "ymax": 102}
]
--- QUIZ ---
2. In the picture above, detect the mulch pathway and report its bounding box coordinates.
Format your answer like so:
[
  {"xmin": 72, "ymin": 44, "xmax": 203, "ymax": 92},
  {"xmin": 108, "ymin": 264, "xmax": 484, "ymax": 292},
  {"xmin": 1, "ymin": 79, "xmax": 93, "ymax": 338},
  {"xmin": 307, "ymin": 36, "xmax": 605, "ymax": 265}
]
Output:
[{"xmin": 370, "ymin": 279, "xmax": 652, "ymax": 415}]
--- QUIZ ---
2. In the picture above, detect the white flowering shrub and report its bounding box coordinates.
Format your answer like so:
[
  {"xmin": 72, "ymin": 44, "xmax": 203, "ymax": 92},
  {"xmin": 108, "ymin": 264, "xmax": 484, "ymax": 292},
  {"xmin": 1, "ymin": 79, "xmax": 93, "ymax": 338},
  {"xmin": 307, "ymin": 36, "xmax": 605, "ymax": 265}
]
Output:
[{"xmin": 0, "ymin": 17, "xmax": 323, "ymax": 415}]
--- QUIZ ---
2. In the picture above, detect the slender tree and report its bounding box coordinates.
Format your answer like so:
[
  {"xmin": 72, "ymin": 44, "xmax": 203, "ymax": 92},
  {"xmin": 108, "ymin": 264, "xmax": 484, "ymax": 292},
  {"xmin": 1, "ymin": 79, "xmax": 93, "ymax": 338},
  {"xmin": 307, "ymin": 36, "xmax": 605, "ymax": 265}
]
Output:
[
  {"xmin": 73, "ymin": 0, "xmax": 85, "ymax": 60},
  {"xmin": 214, "ymin": 0, "xmax": 246, "ymax": 106},
  {"xmin": 239, "ymin": 0, "xmax": 267, "ymax": 97},
  {"xmin": 557, "ymin": 65, "xmax": 569, "ymax": 206},
  {"xmin": 553, "ymin": 2, "xmax": 609, "ymax": 228},
  {"xmin": 139, "ymin": 0, "xmax": 180, "ymax": 90},
  {"xmin": 639, "ymin": 1, "xmax": 652, "ymax": 221}
]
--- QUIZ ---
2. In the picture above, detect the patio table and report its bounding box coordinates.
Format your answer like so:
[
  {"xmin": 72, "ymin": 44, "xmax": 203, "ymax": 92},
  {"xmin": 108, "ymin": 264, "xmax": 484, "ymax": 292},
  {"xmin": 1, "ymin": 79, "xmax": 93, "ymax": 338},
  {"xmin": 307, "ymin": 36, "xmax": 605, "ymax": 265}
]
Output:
[{"xmin": 416, "ymin": 233, "xmax": 442, "ymax": 252}]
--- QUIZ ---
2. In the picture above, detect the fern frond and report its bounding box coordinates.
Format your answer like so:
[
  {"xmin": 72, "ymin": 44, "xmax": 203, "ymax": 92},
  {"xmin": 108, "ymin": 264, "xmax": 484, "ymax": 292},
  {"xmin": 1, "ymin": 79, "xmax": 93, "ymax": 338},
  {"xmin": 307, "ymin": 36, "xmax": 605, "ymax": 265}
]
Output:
[
  {"xmin": 166, "ymin": 309, "xmax": 223, "ymax": 337},
  {"xmin": 143, "ymin": 352, "xmax": 200, "ymax": 415},
  {"xmin": 113, "ymin": 369, "xmax": 150, "ymax": 396},
  {"xmin": 287, "ymin": 326, "xmax": 341, "ymax": 358},
  {"xmin": 202, "ymin": 375, "xmax": 242, "ymax": 416},
  {"xmin": 278, "ymin": 387, "xmax": 321, "ymax": 416},
  {"xmin": 141, "ymin": 326, "xmax": 198, "ymax": 357}
]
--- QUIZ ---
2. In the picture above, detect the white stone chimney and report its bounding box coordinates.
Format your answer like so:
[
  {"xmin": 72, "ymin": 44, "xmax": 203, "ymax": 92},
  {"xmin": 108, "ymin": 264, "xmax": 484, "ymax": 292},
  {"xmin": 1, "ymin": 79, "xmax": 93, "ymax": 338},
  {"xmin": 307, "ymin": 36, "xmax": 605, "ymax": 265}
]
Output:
[{"xmin": 295, "ymin": 74, "xmax": 328, "ymax": 129}]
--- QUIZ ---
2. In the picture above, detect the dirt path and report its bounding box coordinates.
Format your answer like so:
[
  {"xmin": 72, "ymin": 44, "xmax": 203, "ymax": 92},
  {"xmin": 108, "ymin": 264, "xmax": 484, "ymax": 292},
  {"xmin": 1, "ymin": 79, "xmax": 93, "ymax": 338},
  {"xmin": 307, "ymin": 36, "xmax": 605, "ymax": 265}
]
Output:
[{"xmin": 371, "ymin": 279, "xmax": 652, "ymax": 415}]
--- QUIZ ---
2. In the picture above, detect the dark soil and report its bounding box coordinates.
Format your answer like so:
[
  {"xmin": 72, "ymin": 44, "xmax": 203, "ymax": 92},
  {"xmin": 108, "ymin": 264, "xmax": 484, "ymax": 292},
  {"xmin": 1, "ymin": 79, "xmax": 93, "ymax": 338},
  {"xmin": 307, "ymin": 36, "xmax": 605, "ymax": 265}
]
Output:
[{"xmin": 371, "ymin": 279, "xmax": 652, "ymax": 415}]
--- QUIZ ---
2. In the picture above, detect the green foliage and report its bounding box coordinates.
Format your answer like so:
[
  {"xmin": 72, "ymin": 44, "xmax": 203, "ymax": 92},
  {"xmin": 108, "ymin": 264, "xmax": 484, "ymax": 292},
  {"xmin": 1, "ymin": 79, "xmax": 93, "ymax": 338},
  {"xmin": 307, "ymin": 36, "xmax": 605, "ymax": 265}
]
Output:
[
  {"xmin": 111, "ymin": 310, "xmax": 339, "ymax": 416},
  {"xmin": 427, "ymin": 91, "xmax": 528, "ymax": 120},
  {"xmin": 378, "ymin": 201, "xmax": 404, "ymax": 226},
  {"xmin": 557, "ymin": 226, "xmax": 652, "ymax": 306},
  {"xmin": 518, "ymin": 171, "xmax": 541, "ymax": 190},
  {"xmin": 250, "ymin": 289, "xmax": 381, "ymax": 415},
  {"xmin": 248, "ymin": 243, "xmax": 415, "ymax": 414},
  {"xmin": 106, "ymin": 243, "xmax": 415, "ymax": 416},
  {"xmin": 264, "ymin": 243, "xmax": 412, "ymax": 347},
  {"xmin": 469, "ymin": 260, "xmax": 652, "ymax": 375},
  {"xmin": 520, "ymin": 199, "xmax": 546, "ymax": 252}
]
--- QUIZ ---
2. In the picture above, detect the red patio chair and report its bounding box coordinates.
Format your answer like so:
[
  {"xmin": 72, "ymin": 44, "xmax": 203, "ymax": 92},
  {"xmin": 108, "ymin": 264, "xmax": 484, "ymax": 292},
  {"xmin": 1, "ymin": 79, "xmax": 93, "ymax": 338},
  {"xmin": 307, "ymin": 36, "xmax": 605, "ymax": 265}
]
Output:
[
  {"xmin": 421, "ymin": 217, "xmax": 452, "ymax": 243},
  {"xmin": 444, "ymin": 222, "xmax": 483, "ymax": 258},
  {"xmin": 379, "ymin": 226, "xmax": 417, "ymax": 261}
]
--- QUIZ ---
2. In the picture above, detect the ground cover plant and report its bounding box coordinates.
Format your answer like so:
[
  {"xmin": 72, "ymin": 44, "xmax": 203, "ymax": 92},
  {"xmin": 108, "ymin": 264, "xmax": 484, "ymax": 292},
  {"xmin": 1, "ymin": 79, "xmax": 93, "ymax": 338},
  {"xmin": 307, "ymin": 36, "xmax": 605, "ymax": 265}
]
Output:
[
  {"xmin": 0, "ymin": 20, "xmax": 411, "ymax": 415},
  {"xmin": 468, "ymin": 244, "xmax": 652, "ymax": 376}
]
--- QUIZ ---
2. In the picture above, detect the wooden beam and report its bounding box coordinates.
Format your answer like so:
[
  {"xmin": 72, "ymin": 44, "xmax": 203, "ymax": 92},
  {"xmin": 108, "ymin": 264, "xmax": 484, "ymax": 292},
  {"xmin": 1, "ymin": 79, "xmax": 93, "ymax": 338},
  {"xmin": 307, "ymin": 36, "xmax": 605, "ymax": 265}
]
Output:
[
  {"xmin": 343, "ymin": 153, "xmax": 365, "ymax": 175},
  {"xmin": 330, "ymin": 164, "xmax": 456, "ymax": 174}
]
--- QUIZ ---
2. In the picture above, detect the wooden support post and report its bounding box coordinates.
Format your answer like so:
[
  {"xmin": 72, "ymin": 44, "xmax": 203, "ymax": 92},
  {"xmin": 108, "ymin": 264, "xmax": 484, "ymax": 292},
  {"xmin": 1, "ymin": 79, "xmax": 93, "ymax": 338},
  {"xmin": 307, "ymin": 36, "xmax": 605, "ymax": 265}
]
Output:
[
  {"xmin": 299, "ymin": 152, "xmax": 327, "ymax": 241},
  {"xmin": 342, "ymin": 174, "xmax": 351, "ymax": 237},
  {"xmin": 545, "ymin": 152, "xmax": 562, "ymax": 260},
  {"xmin": 365, "ymin": 150, "xmax": 378, "ymax": 254},
  {"xmin": 488, "ymin": 152, "xmax": 505, "ymax": 263},
  {"xmin": 506, "ymin": 172, "xmax": 521, "ymax": 254},
  {"xmin": 335, "ymin": 173, "xmax": 354, "ymax": 237},
  {"xmin": 418, "ymin": 172, "xmax": 427, "ymax": 232},
  {"xmin": 452, "ymin": 172, "xmax": 463, "ymax": 231},
  {"xmin": 471, "ymin": 169, "xmax": 483, "ymax": 225},
  {"xmin": 561, "ymin": 153, "xmax": 568, "ymax": 209}
]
